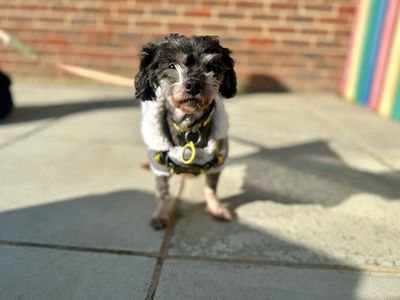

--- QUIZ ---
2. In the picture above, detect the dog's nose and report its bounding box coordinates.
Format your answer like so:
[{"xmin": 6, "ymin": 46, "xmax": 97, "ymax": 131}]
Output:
[{"xmin": 185, "ymin": 80, "xmax": 203, "ymax": 96}]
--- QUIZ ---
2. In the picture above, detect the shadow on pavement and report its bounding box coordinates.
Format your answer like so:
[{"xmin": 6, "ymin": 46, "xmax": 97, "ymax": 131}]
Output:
[
  {"xmin": 241, "ymin": 74, "xmax": 289, "ymax": 94},
  {"xmin": 0, "ymin": 189, "xmax": 362, "ymax": 299},
  {"xmin": 0, "ymin": 97, "xmax": 137, "ymax": 125},
  {"xmin": 227, "ymin": 136, "xmax": 400, "ymax": 208}
]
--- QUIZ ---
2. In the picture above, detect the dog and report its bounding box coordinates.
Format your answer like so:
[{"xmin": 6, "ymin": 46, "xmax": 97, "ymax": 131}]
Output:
[{"xmin": 134, "ymin": 34, "xmax": 237, "ymax": 230}]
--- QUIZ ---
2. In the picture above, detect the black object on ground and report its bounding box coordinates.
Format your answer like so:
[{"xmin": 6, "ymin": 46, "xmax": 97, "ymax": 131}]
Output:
[{"xmin": 0, "ymin": 71, "xmax": 13, "ymax": 119}]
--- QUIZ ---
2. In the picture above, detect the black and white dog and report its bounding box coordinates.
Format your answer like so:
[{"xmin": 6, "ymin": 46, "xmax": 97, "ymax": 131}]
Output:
[{"xmin": 134, "ymin": 34, "xmax": 236, "ymax": 229}]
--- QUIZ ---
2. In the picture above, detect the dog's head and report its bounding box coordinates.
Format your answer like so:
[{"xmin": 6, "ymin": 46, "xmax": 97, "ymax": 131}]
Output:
[{"xmin": 134, "ymin": 34, "xmax": 236, "ymax": 113}]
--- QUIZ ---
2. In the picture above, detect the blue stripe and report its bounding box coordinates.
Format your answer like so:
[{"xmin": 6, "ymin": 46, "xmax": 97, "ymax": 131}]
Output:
[{"xmin": 359, "ymin": 0, "xmax": 388, "ymax": 105}]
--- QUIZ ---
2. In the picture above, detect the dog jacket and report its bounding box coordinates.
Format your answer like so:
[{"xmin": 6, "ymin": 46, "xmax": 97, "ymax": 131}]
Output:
[{"xmin": 141, "ymin": 95, "xmax": 229, "ymax": 176}]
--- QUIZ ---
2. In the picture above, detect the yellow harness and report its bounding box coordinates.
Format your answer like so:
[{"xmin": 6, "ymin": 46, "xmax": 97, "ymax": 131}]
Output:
[{"xmin": 153, "ymin": 105, "xmax": 225, "ymax": 174}]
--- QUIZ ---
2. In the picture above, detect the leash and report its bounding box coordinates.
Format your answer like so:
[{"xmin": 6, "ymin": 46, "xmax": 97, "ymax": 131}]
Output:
[{"xmin": 0, "ymin": 29, "xmax": 132, "ymax": 87}]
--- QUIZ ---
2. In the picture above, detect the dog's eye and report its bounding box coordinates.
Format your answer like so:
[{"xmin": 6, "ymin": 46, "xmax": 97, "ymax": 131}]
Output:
[
  {"xmin": 167, "ymin": 64, "xmax": 176, "ymax": 70},
  {"xmin": 206, "ymin": 65, "xmax": 216, "ymax": 73}
]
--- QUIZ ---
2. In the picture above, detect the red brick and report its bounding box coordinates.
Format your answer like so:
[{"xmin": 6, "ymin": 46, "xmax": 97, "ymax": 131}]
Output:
[
  {"xmin": 302, "ymin": 29, "xmax": 329, "ymax": 35},
  {"xmin": 117, "ymin": 8, "xmax": 144, "ymax": 14},
  {"xmin": 283, "ymin": 40, "xmax": 310, "ymax": 46},
  {"xmin": 167, "ymin": 23, "xmax": 195, "ymax": 34},
  {"xmin": 253, "ymin": 13, "xmax": 279, "ymax": 21},
  {"xmin": 270, "ymin": 2, "xmax": 298, "ymax": 10},
  {"xmin": 34, "ymin": 37, "xmax": 68, "ymax": 46},
  {"xmin": 339, "ymin": 5, "xmax": 356, "ymax": 15},
  {"xmin": 151, "ymin": 8, "xmax": 177, "ymax": 16},
  {"xmin": 235, "ymin": 25, "xmax": 262, "ymax": 32},
  {"xmin": 202, "ymin": 0, "xmax": 231, "ymax": 6},
  {"xmin": 270, "ymin": 27, "xmax": 295, "ymax": 33},
  {"xmin": 304, "ymin": 4, "xmax": 332, "ymax": 11},
  {"xmin": 136, "ymin": 21, "xmax": 162, "ymax": 28},
  {"xmin": 184, "ymin": 9, "xmax": 211, "ymax": 18},
  {"xmin": 201, "ymin": 24, "xmax": 229, "ymax": 32},
  {"xmin": 247, "ymin": 38, "xmax": 274, "ymax": 45},
  {"xmin": 286, "ymin": 16, "xmax": 314, "ymax": 22},
  {"xmin": 236, "ymin": 1, "xmax": 263, "ymax": 9},
  {"xmin": 318, "ymin": 17, "xmax": 348, "ymax": 24},
  {"xmin": 334, "ymin": 29, "xmax": 351, "ymax": 37},
  {"xmin": 218, "ymin": 12, "xmax": 244, "ymax": 19},
  {"xmin": 136, "ymin": 0, "xmax": 161, "ymax": 3}
]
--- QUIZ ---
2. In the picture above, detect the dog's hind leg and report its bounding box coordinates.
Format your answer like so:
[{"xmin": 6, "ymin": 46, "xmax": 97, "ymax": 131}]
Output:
[
  {"xmin": 205, "ymin": 172, "xmax": 232, "ymax": 221},
  {"xmin": 151, "ymin": 175, "xmax": 175, "ymax": 230}
]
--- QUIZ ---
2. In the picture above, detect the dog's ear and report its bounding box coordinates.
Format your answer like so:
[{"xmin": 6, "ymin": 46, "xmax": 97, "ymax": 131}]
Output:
[
  {"xmin": 134, "ymin": 42, "xmax": 158, "ymax": 101},
  {"xmin": 219, "ymin": 47, "xmax": 237, "ymax": 99}
]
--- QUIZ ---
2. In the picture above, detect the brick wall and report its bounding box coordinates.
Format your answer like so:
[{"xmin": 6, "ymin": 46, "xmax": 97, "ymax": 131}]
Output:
[{"xmin": 0, "ymin": 0, "xmax": 355, "ymax": 92}]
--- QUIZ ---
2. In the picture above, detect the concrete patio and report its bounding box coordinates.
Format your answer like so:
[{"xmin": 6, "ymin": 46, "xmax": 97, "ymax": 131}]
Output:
[{"xmin": 1, "ymin": 83, "xmax": 400, "ymax": 299}]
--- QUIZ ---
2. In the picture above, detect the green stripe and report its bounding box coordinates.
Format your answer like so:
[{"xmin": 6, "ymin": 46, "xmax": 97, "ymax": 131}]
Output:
[
  {"xmin": 9, "ymin": 38, "xmax": 39, "ymax": 59},
  {"xmin": 392, "ymin": 79, "xmax": 400, "ymax": 121}
]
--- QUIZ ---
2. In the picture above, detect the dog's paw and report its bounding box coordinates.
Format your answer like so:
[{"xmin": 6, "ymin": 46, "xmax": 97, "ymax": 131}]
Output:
[
  {"xmin": 206, "ymin": 205, "xmax": 232, "ymax": 221},
  {"xmin": 150, "ymin": 216, "xmax": 169, "ymax": 230},
  {"xmin": 141, "ymin": 159, "xmax": 151, "ymax": 170}
]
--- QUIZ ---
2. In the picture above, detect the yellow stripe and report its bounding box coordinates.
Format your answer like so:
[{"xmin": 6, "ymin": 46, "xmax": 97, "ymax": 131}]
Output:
[
  {"xmin": 345, "ymin": 0, "xmax": 372, "ymax": 101},
  {"xmin": 378, "ymin": 14, "xmax": 400, "ymax": 117}
]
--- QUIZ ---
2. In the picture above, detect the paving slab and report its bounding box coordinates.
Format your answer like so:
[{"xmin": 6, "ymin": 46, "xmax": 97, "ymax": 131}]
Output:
[
  {"xmin": 170, "ymin": 94, "xmax": 400, "ymax": 268},
  {"xmin": 30, "ymin": 106, "xmax": 143, "ymax": 145},
  {"xmin": 227, "ymin": 94, "xmax": 391, "ymax": 172},
  {"xmin": 303, "ymin": 93, "xmax": 400, "ymax": 169},
  {"xmin": 156, "ymin": 259, "xmax": 400, "ymax": 300},
  {"xmin": 0, "ymin": 84, "xmax": 133, "ymax": 145},
  {"xmin": 0, "ymin": 136, "xmax": 179, "ymax": 252},
  {"xmin": 0, "ymin": 85, "xmax": 179, "ymax": 252},
  {"xmin": 11, "ymin": 83, "xmax": 133, "ymax": 105},
  {"xmin": 0, "ymin": 245, "xmax": 155, "ymax": 300}
]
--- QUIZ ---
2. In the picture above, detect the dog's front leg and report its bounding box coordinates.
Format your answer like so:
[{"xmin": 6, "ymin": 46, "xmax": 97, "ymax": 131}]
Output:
[
  {"xmin": 151, "ymin": 175, "xmax": 174, "ymax": 230},
  {"xmin": 205, "ymin": 172, "xmax": 232, "ymax": 221}
]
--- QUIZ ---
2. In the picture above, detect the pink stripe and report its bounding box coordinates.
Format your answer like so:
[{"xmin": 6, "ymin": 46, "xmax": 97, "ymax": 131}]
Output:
[
  {"xmin": 368, "ymin": 0, "xmax": 400, "ymax": 110},
  {"xmin": 340, "ymin": 0, "xmax": 361, "ymax": 95}
]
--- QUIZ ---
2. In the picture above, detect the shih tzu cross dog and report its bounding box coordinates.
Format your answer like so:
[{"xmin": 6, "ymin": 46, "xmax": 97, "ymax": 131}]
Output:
[{"xmin": 134, "ymin": 34, "xmax": 236, "ymax": 230}]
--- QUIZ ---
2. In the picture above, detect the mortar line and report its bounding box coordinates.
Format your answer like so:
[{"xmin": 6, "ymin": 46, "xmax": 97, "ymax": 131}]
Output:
[
  {"xmin": 0, "ymin": 240, "xmax": 159, "ymax": 258},
  {"xmin": 302, "ymin": 99, "xmax": 400, "ymax": 177},
  {"xmin": 3, "ymin": 238, "xmax": 398, "ymax": 276},
  {"xmin": 166, "ymin": 254, "xmax": 400, "ymax": 276},
  {"xmin": 145, "ymin": 176, "xmax": 185, "ymax": 300}
]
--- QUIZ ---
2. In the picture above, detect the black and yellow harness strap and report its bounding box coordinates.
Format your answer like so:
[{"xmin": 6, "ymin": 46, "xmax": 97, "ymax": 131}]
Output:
[
  {"xmin": 171, "ymin": 105, "xmax": 216, "ymax": 132},
  {"xmin": 154, "ymin": 139, "xmax": 225, "ymax": 175}
]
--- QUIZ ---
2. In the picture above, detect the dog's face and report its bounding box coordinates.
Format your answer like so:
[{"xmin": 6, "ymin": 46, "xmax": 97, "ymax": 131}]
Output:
[{"xmin": 134, "ymin": 34, "xmax": 237, "ymax": 114}]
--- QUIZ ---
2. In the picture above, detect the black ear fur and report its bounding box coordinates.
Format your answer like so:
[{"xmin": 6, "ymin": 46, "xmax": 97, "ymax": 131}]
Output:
[
  {"xmin": 219, "ymin": 47, "xmax": 237, "ymax": 99},
  {"xmin": 134, "ymin": 43, "xmax": 158, "ymax": 101}
]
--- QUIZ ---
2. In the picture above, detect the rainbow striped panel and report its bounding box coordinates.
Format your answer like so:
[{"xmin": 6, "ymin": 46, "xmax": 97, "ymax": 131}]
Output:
[
  {"xmin": 341, "ymin": 0, "xmax": 400, "ymax": 122},
  {"xmin": 368, "ymin": 0, "xmax": 400, "ymax": 111},
  {"xmin": 392, "ymin": 80, "xmax": 400, "ymax": 120},
  {"xmin": 356, "ymin": 0, "xmax": 387, "ymax": 105},
  {"xmin": 344, "ymin": 0, "xmax": 372, "ymax": 101},
  {"xmin": 378, "ymin": 12, "xmax": 400, "ymax": 118}
]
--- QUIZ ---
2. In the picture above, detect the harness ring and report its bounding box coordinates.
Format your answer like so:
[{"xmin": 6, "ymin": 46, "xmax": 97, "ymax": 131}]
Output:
[{"xmin": 184, "ymin": 129, "xmax": 202, "ymax": 145}]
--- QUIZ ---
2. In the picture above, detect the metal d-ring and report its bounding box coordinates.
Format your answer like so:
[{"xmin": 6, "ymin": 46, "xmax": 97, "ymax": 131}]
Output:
[{"xmin": 184, "ymin": 129, "xmax": 202, "ymax": 145}]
